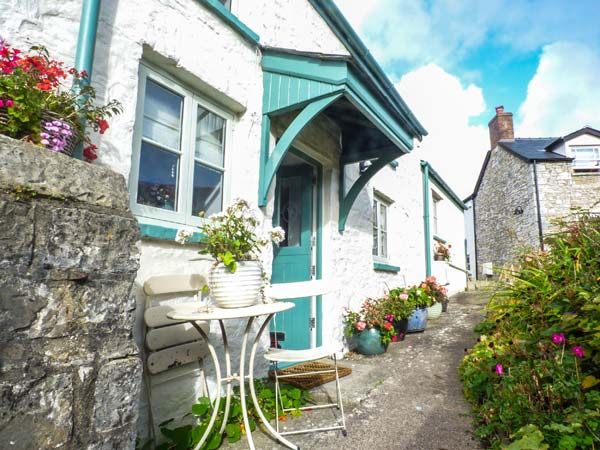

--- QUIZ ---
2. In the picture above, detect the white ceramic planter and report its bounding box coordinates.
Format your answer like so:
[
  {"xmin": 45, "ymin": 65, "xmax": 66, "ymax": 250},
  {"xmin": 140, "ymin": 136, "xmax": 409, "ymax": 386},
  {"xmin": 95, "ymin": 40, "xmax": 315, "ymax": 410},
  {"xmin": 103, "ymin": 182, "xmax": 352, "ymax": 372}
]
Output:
[
  {"xmin": 427, "ymin": 302, "xmax": 443, "ymax": 320},
  {"xmin": 209, "ymin": 260, "xmax": 263, "ymax": 308}
]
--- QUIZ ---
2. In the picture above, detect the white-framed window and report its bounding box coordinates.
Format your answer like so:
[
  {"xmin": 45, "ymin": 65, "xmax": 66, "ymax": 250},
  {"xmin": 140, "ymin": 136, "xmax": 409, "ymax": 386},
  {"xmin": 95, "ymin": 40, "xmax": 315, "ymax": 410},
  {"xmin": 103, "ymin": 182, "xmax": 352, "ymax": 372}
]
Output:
[
  {"xmin": 372, "ymin": 196, "xmax": 389, "ymax": 260},
  {"xmin": 572, "ymin": 146, "xmax": 600, "ymax": 173},
  {"xmin": 129, "ymin": 64, "xmax": 231, "ymax": 226},
  {"xmin": 432, "ymin": 191, "xmax": 442, "ymax": 235}
]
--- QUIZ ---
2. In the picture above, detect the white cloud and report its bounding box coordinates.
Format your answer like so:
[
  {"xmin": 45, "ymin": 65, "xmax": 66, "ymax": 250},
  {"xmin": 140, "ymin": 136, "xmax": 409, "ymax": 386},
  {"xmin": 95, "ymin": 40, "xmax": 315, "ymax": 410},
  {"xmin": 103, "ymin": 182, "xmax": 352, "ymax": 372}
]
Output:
[
  {"xmin": 517, "ymin": 41, "xmax": 600, "ymax": 136},
  {"xmin": 396, "ymin": 64, "xmax": 489, "ymax": 197}
]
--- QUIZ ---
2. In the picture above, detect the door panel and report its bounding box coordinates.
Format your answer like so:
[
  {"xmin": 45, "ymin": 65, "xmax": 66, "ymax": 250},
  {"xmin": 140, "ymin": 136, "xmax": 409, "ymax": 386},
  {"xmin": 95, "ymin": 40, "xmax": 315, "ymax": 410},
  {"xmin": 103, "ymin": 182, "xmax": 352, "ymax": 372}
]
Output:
[{"xmin": 271, "ymin": 163, "xmax": 313, "ymax": 350}]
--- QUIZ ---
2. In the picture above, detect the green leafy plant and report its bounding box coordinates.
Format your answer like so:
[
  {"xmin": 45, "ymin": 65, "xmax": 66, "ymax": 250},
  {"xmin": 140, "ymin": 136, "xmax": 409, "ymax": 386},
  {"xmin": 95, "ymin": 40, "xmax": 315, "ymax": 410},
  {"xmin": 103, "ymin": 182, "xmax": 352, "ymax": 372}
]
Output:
[
  {"xmin": 0, "ymin": 39, "xmax": 122, "ymax": 161},
  {"xmin": 176, "ymin": 199, "xmax": 285, "ymax": 273},
  {"xmin": 142, "ymin": 380, "xmax": 310, "ymax": 450},
  {"xmin": 418, "ymin": 276, "xmax": 448, "ymax": 304},
  {"xmin": 386, "ymin": 288, "xmax": 415, "ymax": 320},
  {"xmin": 344, "ymin": 297, "xmax": 396, "ymax": 346},
  {"xmin": 460, "ymin": 212, "xmax": 600, "ymax": 449}
]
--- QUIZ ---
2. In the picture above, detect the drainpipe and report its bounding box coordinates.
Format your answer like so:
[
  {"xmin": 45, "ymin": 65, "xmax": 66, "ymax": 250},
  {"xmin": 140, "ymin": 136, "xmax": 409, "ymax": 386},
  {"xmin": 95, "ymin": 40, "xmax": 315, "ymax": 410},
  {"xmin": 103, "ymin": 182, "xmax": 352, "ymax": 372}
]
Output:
[
  {"xmin": 532, "ymin": 160, "xmax": 545, "ymax": 251},
  {"xmin": 72, "ymin": 0, "xmax": 102, "ymax": 160},
  {"xmin": 421, "ymin": 161, "xmax": 432, "ymax": 277},
  {"xmin": 472, "ymin": 196, "xmax": 479, "ymax": 279}
]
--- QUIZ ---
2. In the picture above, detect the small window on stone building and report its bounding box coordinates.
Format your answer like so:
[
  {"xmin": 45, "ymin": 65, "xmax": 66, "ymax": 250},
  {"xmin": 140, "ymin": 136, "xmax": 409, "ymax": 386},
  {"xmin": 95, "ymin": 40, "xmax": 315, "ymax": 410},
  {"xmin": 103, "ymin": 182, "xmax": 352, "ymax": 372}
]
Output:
[{"xmin": 572, "ymin": 146, "xmax": 600, "ymax": 173}]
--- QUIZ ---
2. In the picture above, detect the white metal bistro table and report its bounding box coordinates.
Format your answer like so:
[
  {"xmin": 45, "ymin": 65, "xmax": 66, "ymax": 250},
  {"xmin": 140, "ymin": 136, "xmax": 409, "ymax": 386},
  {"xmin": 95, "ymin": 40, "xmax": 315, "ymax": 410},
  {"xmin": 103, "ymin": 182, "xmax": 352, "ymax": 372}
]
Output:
[{"xmin": 167, "ymin": 301, "xmax": 299, "ymax": 450}]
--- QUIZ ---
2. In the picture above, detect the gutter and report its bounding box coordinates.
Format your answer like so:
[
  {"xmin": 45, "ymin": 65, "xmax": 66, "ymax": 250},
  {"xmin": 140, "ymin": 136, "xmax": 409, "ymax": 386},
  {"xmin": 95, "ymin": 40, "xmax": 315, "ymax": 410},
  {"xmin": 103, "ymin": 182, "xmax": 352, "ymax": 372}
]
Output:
[
  {"xmin": 72, "ymin": 0, "xmax": 101, "ymax": 160},
  {"xmin": 421, "ymin": 161, "xmax": 432, "ymax": 277},
  {"xmin": 532, "ymin": 161, "xmax": 545, "ymax": 251}
]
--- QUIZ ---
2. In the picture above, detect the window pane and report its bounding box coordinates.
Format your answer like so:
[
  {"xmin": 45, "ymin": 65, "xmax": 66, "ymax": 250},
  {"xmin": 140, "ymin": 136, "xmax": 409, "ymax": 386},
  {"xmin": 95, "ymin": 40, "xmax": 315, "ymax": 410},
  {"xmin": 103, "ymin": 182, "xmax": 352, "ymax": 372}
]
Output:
[
  {"xmin": 137, "ymin": 142, "xmax": 179, "ymax": 211},
  {"xmin": 278, "ymin": 176, "xmax": 302, "ymax": 247},
  {"xmin": 196, "ymin": 105, "xmax": 225, "ymax": 167},
  {"xmin": 380, "ymin": 231, "xmax": 387, "ymax": 258},
  {"xmin": 372, "ymin": 200, "xmax": 378, "ymax": 256},
  {"xmin": 380, "ymin": 203, "xmax": 387, "ymax": 232},
  {"xmin": 143, "ymin": 79, "xmax": 183, "ymax": 150},
  {"xmin": 192, "ymin": 163, "xmax": 223, "ymax": 217}
]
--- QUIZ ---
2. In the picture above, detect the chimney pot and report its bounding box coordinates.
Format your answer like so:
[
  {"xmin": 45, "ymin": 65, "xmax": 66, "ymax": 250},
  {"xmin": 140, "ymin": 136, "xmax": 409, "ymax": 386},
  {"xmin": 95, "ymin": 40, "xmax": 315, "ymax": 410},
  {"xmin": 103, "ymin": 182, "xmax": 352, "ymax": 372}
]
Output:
[{"xmin": 488, "ymin": 105, "xmax": 514, "ymax": 149}]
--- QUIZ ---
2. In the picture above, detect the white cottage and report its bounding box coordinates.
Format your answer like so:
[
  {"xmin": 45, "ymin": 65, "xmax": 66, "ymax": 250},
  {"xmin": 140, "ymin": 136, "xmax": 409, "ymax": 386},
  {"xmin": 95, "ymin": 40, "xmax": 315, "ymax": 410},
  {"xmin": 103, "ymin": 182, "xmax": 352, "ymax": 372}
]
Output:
[{"xmin": 1, "ymin": 0, "xmax": 467, "ymax": 438}]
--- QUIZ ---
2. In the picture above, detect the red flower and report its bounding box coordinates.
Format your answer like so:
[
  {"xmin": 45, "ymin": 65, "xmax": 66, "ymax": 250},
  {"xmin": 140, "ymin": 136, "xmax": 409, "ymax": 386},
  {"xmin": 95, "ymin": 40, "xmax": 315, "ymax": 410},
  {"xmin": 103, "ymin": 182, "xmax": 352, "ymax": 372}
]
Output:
[
  {"xmin": 83, "ymin": 144, "xmax": 98, "ymax": 161},
  {"xmin": 96, "ymin": 119, "xmax": 109, "ymax": 134},
  {"xmin": 383, "ymin": 321, "xmax": 393, "ymax": 331}
]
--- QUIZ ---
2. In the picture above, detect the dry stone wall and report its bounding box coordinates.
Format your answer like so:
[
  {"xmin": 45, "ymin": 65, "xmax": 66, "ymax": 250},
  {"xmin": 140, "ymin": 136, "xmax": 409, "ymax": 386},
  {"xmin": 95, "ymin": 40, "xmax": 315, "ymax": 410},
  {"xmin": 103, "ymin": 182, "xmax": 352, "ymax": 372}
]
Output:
[
  {"xmin": 0, "ymin": 136, "xmax": 141, "ymax": 450},
  {"xmin": 474, "ymin": 147, "xmax": 539, "ymax": 278}
]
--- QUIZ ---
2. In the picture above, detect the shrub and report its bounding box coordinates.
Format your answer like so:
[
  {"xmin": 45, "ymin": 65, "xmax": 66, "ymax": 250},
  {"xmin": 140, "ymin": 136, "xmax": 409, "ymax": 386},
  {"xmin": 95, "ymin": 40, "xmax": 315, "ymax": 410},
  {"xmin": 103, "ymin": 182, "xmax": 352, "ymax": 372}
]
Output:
[
  {"xmin": 343, "ymin": 298, "xmax": 396, "ymax": 346},
  {"xmin": 460, "ymin": 212, "xmax": 600, "ymax": 449}
]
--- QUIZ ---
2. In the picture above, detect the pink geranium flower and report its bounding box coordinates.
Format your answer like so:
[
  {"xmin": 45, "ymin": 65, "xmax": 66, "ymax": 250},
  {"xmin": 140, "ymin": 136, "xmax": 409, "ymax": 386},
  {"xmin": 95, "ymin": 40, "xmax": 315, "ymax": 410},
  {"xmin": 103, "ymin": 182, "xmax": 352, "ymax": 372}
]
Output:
[
  {"xmin": 551, "ymin": 333, "xmax": 566, "ymax": 345},
  {"xmin": 571, "ymin": 346, "xmax": 585, "ymax": 358},
  {"xmin": 355, "ymin": 321, "xmax": 366, "ymax": 332},
  {"xmin": 399, "ymin": 293, "xmax": 409, "ymax": 300},
  {"xmin": 495, "ymin": 364, "xmax": 504, "ymax": 376}
]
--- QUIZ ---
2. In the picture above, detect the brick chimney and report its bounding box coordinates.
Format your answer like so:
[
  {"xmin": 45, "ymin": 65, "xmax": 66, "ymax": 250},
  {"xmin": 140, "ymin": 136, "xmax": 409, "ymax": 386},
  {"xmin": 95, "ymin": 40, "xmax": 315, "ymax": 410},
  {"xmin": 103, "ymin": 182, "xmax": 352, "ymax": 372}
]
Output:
[{"xmin": 488, "ymin": 105, "xmax": 514, "ymax": 149}]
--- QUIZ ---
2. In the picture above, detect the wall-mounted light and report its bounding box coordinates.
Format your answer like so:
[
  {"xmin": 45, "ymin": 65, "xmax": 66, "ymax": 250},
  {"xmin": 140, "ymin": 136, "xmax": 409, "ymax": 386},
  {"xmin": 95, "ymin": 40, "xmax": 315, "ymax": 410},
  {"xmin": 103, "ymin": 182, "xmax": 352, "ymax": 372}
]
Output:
[
  {"xmin": 359, "ymin": 160, "xmax": 372, "ymax": 173},
  {"xmin": 514, "ymin": 206, "xmax": 524, "ymax": 215}
]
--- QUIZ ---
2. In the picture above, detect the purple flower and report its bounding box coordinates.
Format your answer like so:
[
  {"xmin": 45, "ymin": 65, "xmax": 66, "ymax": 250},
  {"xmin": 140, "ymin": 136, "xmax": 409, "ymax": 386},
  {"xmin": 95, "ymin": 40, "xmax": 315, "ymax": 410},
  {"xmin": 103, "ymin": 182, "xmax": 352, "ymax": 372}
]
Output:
[
  {"xmin": 40, "ymin": 139, "xmax": 49, "ymax": 146},
  {"xmin": 571, "ymin": 346, "xmax": 585, "ymax": 358},
  {"xmin": 551, "ymin": 333, "xmax": 566, "ymax": 345},
  {"xmin": 495, "ymin": 364, "xmax": 504, "ymax": 376}
]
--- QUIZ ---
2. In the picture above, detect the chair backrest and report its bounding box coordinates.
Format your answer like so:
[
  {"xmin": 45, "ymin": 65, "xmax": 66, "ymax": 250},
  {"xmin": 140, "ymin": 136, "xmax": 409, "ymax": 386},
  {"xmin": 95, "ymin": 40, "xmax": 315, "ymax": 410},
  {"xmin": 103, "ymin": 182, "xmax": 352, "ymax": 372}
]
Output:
[
  {"xmin": 143, "ymin": 273, "xmax": 209, "ymax": 375},
  {"xmin": 268, "ymin": 279, "xmax": 332, "ymax": 300}
]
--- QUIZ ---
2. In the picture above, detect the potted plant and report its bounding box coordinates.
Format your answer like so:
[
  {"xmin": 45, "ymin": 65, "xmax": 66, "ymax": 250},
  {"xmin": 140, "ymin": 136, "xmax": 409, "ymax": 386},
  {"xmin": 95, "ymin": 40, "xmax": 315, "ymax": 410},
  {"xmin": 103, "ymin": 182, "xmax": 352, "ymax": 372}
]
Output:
[
  {"xmin": 0, "ymin": 39, "xmax": 122, "ymax": 161},
  {"xmin": 406, "ymin": 286, "xmax": 433, "ymax": 333},
  {"xmin": 385, "ymin": 288, "xmax": 415, "ymax": 341},
  {"xmin": 343, "ymin": 298, "xmax": 395, "ymax": 355},
  {"xmin": 434, "ymin": 241, "xmax": 451, "ymax": 261},
  {"xmin": 420, "ymin": 276, "xmax": 448, "ymax": 319},
  {"xmin": 177, "ymin": 199, "xmax": 285, "ymax": 308}
]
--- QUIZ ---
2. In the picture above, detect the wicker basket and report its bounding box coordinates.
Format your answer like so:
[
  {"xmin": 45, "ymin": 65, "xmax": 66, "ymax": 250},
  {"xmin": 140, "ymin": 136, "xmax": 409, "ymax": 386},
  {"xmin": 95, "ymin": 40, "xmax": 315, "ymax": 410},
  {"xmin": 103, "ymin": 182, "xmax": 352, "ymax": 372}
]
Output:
[
  {"xmin": 41, "ymin": 111, "xmax": 82, "ymax": 157},
  {"xmin": 268, "ymin": 360, "xmax": 352, "ymax": 390},
  {"xmin": 0, "ymin": 108, "xmax": 8, "ymax": 128}
]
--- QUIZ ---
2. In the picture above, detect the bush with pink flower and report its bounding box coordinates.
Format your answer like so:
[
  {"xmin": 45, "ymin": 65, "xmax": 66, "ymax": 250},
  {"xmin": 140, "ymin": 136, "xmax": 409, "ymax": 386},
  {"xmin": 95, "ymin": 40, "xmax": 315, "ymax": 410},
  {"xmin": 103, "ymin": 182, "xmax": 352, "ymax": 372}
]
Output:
[
  {"xmin": 460, "ymin": 212, "xmax": 600, "ymax": 449},
  {"xmin": 343, "ymin": 298, "xmax": 396, "ymax": 346}
]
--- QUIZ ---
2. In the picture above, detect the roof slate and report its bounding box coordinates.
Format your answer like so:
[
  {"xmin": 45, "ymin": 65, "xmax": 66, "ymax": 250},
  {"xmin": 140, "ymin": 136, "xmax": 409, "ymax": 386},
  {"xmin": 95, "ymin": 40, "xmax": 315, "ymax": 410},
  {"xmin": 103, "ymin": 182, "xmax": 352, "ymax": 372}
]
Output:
[{"xmin": 498, "ymin": 138, "xmax": 572, "ymax": 162}]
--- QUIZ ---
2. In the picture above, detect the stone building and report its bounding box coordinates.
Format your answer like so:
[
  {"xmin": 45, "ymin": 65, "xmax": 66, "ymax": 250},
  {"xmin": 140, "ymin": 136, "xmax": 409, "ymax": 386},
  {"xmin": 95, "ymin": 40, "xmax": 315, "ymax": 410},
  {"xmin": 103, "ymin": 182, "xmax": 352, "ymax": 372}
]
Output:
[
  {"xmin": 467, "ymin": 106, "xmax": 600, "ymax": 279},
  {"xmin": 1, "ymin": 0, "xmax": 467, "ymax": 443}
]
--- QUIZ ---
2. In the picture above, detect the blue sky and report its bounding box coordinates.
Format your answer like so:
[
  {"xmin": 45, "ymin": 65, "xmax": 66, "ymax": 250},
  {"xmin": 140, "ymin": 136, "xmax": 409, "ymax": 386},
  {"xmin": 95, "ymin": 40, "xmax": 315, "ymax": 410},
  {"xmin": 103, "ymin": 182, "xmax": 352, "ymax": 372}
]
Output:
[{"xmin": 334, "ymin": 0, "xmax": 600, "ymax": 195}]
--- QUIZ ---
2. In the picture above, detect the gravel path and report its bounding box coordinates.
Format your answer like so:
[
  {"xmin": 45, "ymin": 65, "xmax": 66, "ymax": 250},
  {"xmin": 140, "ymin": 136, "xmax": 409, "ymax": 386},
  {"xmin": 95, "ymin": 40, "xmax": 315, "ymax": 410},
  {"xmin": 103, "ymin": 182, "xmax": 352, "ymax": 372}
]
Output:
[{"xmin": 230, "ymin": 289, "xmax": 491, "ymax": 450}]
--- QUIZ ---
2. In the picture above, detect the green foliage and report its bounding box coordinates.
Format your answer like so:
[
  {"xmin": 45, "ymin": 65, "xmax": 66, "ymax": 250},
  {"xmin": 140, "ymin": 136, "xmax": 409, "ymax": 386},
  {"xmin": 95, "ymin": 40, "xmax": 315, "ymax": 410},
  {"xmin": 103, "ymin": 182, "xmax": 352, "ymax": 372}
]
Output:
[
  {"xmin": 142, "ymin": 380, "xmax": 310, "ymax": 450},
  {"xmin": 460, "ymin": 213, "xmax": 600, "ymax": 449},
  {"xmin": 386, "ymin": 288, "xmax": 415, "ymax": 320},
  {"xmin": 343, "ymin": 298, "xmax": 396, "ymax": 345}
]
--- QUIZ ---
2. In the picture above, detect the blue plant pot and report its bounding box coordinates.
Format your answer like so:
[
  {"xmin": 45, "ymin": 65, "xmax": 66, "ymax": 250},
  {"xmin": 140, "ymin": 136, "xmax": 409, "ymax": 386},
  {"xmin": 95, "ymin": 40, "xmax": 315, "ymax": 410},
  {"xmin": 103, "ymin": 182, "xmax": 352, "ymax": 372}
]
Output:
[
  {"xmin": 356, "ymin": 328, "xmax": 387, "ymax": 355},
  {"xmin": 407, "ymin": 307, "xmax": 428, "ymax": 333}
]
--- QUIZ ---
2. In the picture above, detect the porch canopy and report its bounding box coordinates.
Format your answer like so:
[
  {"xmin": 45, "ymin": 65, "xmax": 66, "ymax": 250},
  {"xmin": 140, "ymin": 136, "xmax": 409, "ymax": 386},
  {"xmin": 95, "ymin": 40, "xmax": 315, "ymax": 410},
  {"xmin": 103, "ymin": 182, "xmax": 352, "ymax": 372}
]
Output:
[{"xmin": 259, "ymin": 48, "xmax": 426, "ymax": 231}]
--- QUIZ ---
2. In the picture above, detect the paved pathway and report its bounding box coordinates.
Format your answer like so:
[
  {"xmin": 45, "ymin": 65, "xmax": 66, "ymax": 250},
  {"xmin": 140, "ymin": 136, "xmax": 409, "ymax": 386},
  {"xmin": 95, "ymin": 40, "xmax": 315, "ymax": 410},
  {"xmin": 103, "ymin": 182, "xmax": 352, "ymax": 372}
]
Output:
[{"xmin": 232, "ymin": 289, "xmax": 491, "ymax": 450}]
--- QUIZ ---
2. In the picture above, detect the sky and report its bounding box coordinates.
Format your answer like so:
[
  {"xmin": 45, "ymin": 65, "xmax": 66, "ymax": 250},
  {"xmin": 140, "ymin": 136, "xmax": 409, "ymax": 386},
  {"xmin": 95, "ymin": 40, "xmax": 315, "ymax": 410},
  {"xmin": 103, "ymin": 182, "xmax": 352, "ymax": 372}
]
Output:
[{"xmin": 334, "ymin": 0, "xmax": 600, "ymax": 197}]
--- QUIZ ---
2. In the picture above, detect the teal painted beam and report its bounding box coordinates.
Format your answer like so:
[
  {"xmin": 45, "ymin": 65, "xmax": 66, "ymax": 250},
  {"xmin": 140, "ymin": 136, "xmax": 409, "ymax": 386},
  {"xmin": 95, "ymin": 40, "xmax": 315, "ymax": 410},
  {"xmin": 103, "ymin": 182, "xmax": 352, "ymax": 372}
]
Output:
[
  {"xmin": 373, "ymin": 262, "xmax": 400, "ymax": 273},
  {"xmin": 139, "ymin": 223, "xmax": 204, "ymax": 243},
  {"xmin": 259, "ymin": 92, "xmax": 342, "ymax": 205},
  {"xmin": 262, "ymin": 52, "xmax": 349, "ymax": 85},
  {"xmin": 421, "ymin": 161, "xmax": 432, "ymax": 277},
  {"xmin": 339, "ymin": 151, "xmax": 401, "ymax": 231},
  {"xmin": 72, "ymin": 0, "xmax": 101, "ymax": 160},
  {"xmin": 197, "ymin": 0, "xmax": 260, "ymax": 45},
  {"xmin": 258, "ymin": 114, "xmax": 271, "ymax": 207}
]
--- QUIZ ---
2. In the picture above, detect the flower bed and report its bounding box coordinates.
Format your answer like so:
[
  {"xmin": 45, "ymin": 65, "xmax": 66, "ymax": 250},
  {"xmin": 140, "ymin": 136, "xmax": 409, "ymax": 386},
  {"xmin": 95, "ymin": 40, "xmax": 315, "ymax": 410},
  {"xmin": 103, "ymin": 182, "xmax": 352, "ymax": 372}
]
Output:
[
  {"xmin": 0, "ymin": 38, "xmax": 121, "ymax": 161},
  {"xmin": 460, "ymin": 213, "xmax": 600, "ymax": 449}
]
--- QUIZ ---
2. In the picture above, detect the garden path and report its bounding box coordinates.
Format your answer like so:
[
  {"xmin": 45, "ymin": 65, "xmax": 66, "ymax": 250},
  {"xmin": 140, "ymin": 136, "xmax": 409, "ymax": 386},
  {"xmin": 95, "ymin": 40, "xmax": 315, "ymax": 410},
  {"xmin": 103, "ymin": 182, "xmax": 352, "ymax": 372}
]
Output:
[{"xmin": 231, "ymin": 289, "xmax": 492, "ymax": 450}]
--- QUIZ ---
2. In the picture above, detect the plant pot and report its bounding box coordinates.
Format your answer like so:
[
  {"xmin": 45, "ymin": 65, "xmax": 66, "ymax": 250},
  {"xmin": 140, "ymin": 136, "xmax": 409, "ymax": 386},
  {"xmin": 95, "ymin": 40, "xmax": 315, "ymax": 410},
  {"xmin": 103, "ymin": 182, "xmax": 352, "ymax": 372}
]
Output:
[
  {"xmin": 433, "ymin": 254, "xmax": 446, "ymax": 261},
  {"xmin": 407, "ymin": 307, "xmax": 428, "ymax": 333},
  {"xmin": 442, "ymin": 299, "xmax": 449, "ymax": 313},
  {"xmin": 208, "ymin": 260, "xmax": 262, "ymax": 308},
  {"xmin": 427, "ymin": 302, "xmax": 443, "ymax": 320},
  {"xmin": 393, "ymin": 319, "xmax": 408, "ymax": 342},
  {"xmin": 40, "ymin": 111, "xmax": 82, "ymax": 157},
  {"xmin": 356, "ymin": 328, "xmax": 387, "ymax": 355}
]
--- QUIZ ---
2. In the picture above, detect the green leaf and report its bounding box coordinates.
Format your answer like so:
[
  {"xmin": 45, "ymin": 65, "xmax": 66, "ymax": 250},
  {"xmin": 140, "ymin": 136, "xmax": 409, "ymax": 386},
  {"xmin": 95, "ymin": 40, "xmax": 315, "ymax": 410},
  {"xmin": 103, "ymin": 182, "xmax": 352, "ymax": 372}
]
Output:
[
  {"xmin": 207, "ymin": 431, "xmax": 222, "ymax": 449},
  {"xmin": 259, "ymin": 388, "xmax": 274, "ymax": 400},
  {"xmin": 289, "ymin": 388, "xmax": 302, "ymax": 400},
  {"xmin": 192, "ymin": 397, "xmax": 211, "ymax": 416},
  {"xmin": 582, "ymin": 375, "xmax": 600, "ymax": 390},
  {"xmin": 558, "ymin": 435, "xmax": 578, "ymax": 450}
]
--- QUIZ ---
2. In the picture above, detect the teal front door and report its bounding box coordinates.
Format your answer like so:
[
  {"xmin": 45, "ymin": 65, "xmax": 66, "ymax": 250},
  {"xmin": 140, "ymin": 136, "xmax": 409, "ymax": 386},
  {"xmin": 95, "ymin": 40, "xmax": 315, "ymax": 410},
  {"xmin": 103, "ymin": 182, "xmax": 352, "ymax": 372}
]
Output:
[{"xmin": 271, "ymin": 163, "xmax": 314, "ymax": 350}]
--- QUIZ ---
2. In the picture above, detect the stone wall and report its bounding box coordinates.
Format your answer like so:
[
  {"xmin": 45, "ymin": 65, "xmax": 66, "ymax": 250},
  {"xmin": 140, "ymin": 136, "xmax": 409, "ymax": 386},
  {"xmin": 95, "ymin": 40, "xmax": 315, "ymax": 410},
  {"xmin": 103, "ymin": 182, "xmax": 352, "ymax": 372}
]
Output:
[
  {"xmin": 0, "ymin": 136, "xmax": 141, "ymax": 450},
  {"xmin": 474, "ymin": 147, "xmax": 539, "ymax": 278},
  {"xmin": 571, "ymin": 174, "xmax": 600, "ymax": 212},
  {"xmin": 535, "ymin": 161, "xmax": 573, "ymax": 233}
]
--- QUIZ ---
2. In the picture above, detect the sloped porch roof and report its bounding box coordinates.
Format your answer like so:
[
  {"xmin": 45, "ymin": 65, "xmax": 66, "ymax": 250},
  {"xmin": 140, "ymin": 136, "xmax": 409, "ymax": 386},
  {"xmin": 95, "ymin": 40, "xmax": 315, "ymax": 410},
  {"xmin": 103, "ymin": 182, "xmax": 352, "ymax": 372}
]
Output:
[{"xmin": 259, "ymin": 49, "xmax": 426, "ymax": 231}]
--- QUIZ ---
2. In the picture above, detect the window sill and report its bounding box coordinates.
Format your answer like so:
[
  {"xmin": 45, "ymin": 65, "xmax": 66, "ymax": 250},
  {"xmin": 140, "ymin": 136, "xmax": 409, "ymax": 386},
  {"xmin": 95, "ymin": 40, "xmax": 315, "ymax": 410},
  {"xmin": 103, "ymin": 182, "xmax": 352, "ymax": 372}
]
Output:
[
  {"xmin": 373, "ymin": 262, "xmax": 400, "ymax": 273},
  {"xmin": 138, "ymin": 221, "xmax": 205, "ymax": 244}
]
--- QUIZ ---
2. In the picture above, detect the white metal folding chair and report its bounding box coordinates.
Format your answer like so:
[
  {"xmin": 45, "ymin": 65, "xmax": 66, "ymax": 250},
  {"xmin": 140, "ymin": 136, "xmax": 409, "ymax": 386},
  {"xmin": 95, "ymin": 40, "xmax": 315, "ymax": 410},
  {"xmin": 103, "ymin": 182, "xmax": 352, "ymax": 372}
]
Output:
[
  {"xmin": 265, "ymin": 279, "xmax": 347, "ymax": 437},
  {"xmin": 142, "ymin": 274, "xmax": 210, "ymax": 440}
]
